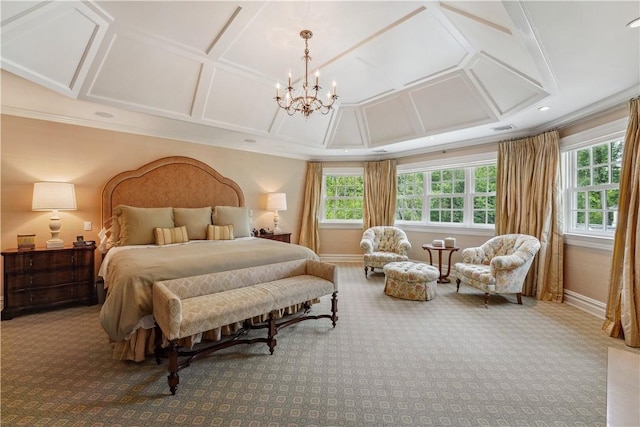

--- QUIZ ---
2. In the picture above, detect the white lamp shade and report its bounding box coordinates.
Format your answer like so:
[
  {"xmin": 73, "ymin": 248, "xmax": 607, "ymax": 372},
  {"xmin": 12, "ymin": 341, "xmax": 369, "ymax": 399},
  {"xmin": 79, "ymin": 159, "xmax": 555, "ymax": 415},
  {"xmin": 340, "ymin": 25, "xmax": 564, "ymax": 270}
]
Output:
[
  {"xmin": 266, "ymin": 193, "xmax": 287, "ymax": 211},
  {"xmin": 32, "ymin": 182, "xmax": 77, "ymax": 211}
]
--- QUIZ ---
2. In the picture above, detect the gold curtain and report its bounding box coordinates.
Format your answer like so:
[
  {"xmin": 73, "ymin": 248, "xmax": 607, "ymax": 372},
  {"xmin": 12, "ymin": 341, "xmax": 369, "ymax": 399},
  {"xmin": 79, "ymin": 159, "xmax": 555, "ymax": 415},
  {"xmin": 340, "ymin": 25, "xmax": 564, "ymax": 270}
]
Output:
[
  {"xmin": 602, "ymin": 97, "xmax": 640, "ymax": 347},
  {"xmin": 298, "ymin": 162, "xmax": 322, "ymax": 254},
  {"xmin": 496, "ymin": 130, "xmax": 564, "ymax": 301},
  {"xmin": 363, "ymin": 159, "xmax": 397, "ymax": 228}
]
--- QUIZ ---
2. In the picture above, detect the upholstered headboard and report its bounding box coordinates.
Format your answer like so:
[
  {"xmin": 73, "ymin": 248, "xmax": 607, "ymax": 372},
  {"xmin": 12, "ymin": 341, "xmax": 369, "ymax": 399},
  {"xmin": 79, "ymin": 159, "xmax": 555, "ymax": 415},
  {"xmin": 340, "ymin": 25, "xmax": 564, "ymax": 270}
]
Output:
[{"xmin": 101, "ymin": 156, "xmax": 245, "ymax": 225}]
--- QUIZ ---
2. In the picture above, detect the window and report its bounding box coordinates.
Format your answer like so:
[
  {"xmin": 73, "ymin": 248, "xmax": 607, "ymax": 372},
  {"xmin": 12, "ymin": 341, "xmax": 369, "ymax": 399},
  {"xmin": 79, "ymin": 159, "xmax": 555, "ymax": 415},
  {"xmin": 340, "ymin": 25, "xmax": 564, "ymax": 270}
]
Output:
[
  {"xmin": 566, "ymin": 138, "xmax": 623, "ymax": 235},
  {"xmin": 396, "ymin": 172, "xmax": 423, "ymax": 221},
  {"xmin": 322, "ymin": 170, "xmax": 364, "ymax": 221},
  {"xmin": 429, "ymin": 168, "xmax": 465, "ymax": 224},
  {"xmin": 396, "ymin": 161, "xmax": 497, "ymax": 228},
  {"xmin": 472, "ymin": 165, "xmax": 497, "ymax": 226}
]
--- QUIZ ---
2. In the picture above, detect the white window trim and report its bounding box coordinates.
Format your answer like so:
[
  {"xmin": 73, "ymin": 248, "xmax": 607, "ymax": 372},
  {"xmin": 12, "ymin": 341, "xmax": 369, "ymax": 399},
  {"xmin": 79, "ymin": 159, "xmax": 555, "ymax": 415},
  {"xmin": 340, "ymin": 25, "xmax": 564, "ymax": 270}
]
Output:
[
  {"xmin": 560, "ymin": 118, "xmax": 626, "ymax": 250},
  {"xmin": 321, "ymin": 167, "xmax": 364, "ymax": 225},
  {"xmin": 396, "ymin": 153, "xmax": 497, "ymax": 229}
]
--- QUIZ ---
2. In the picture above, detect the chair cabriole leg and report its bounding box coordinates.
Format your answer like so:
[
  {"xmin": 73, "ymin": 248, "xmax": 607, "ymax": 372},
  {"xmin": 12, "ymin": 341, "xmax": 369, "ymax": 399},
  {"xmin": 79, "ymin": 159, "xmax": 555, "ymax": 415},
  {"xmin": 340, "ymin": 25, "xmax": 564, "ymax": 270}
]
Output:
[
  {"xmin": 456, "ymin": 278, "xmax": 461, "ymax": 292},
  {"xmin": 483, "ymin": 293, "xmax": 489, "ymax": 308},
  {"xmin": 516, "ymin": 293, "xmax": 522, "ymax": 305}
]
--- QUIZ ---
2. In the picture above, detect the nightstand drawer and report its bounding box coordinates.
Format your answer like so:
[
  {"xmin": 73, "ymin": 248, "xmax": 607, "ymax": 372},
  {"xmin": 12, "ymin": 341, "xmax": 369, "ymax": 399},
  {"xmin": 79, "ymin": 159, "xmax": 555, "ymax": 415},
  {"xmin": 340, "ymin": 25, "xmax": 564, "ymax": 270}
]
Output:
[{"xmin": 2, "ymin": 246, "xmax": 96, "ymax": 320}]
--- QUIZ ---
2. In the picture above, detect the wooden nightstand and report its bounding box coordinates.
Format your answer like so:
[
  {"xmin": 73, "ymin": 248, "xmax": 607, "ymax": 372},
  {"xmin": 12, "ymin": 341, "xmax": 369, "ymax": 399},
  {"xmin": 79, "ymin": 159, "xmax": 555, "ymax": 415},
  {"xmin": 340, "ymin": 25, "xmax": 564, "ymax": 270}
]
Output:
[
  {"xmin": 257, "ymin": 233, "xmax": 291, "ymax": 243},
  {"xmin": 1, "ymin": 245, "xmax": 96, "ymax": 320}
]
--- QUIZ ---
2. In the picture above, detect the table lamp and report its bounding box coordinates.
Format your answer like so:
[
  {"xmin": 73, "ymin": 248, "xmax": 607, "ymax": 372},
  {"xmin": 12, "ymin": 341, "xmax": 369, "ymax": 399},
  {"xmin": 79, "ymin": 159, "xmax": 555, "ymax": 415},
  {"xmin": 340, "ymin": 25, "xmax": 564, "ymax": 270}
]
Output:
[
  {"xmin": 32, "ymin": 182, "xmax": 77, "ymax": 249},
  {"xmin": 266, "ymin": 192, "xmax": 287, "ymax": 234}
]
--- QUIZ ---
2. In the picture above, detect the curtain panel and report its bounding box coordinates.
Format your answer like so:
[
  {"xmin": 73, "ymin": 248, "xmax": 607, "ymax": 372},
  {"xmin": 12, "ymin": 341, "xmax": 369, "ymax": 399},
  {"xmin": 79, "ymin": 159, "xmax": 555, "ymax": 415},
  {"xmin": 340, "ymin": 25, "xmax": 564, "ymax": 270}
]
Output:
[
  {"xmin": 363, "ymin": 160, "xmax": 397, "ymax": 229},
  {"xmin": 496, "ymin": 130, "xmax": 564, "ymax": 302},
  {"xmin": 602, "ymin": 97, "xmax": 640, "ymax": 348},
  {"xmin": 298, "ymin": 162, "xmax": 322, "ymax": 254}
]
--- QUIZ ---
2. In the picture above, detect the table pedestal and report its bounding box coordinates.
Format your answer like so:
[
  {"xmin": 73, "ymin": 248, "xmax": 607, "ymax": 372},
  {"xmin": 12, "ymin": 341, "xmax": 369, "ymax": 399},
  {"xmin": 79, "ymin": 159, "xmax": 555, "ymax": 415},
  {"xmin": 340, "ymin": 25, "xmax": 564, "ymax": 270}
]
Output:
[{"xmin": 421, "ymin": 244, "xmax": 459, "ymax": 283}]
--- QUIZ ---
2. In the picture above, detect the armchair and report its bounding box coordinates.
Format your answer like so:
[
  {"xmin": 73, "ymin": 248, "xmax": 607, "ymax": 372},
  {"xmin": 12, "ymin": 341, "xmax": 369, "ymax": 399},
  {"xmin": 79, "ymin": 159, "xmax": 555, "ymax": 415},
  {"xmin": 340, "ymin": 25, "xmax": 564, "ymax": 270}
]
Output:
[
  {"xmin": 360, "ymin": 226, "xmax": 411, "ymax": 278},
  {"xmin": 454, "ymin": 234, "xmax": 540, "ymax": 307}
]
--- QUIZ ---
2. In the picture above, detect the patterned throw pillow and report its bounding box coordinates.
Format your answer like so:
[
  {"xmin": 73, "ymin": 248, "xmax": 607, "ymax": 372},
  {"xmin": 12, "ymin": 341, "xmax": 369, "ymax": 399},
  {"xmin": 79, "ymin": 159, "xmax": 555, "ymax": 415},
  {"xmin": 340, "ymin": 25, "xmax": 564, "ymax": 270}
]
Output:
[
  {"xmin": 154, "ymin": 226, "xmax": 189, "ymax": 246},
  {"xmin": 207, "ymin": 224, "xmax": 234, "ymax": 240}
]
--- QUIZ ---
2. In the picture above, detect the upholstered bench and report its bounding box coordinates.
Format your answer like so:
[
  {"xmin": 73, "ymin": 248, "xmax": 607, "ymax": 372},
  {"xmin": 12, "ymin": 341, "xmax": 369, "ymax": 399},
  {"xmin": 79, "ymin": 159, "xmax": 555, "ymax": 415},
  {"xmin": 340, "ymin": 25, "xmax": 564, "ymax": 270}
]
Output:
[
  {"xmin": 383, "ymin": 261, "xmax": 439, "ymax": 301},
  {"xmin": 153, "ymin": 259, "xmax": 338, "ymax": 394}
]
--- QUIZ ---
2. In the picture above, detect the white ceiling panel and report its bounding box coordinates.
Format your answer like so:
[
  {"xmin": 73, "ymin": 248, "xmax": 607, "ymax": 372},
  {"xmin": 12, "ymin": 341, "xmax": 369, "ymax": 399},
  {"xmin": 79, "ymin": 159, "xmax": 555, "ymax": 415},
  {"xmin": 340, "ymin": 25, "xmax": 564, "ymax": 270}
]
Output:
[
  {"xmin": 88, "ymin": 34, "xmax": 202, "ymax": 116},
  {"xmin": 1, "ymin": 2, "xmax": 105, "ymax": 94},
  {"xmin": 469, "ymin": 54, "xmax": 547, "ymax": 116},
  {"xmin": 364, "ymin": 95, "xmax": 417, "ymax": 146},
  {"xmin": 274, "ymin": 109, "xmax": 333, "ymax": 148},
  {"xmin": 410, "ymin": 72, "xmax": 495, "ymax": 134},
  {"xmin": 1, "ymin": 1, "xmax": 638, "ymax": 160},
  {"xmin": 95, "ymin": 0, "xmax": 241, "ymax": 53},
  {"xmin": 328, "ymin": 108, "xmax": 366, "ymax": 149},
  {"xmin": 354, "ymin": 10, "xmax": 468, "ymax": 87},
  {"xmin": 202, "ymin": 67, "xmax": 276, "ymax": 132},
  {"xmin": 441, "ymin": 1, "xmax": 542, "ymax": 85}
]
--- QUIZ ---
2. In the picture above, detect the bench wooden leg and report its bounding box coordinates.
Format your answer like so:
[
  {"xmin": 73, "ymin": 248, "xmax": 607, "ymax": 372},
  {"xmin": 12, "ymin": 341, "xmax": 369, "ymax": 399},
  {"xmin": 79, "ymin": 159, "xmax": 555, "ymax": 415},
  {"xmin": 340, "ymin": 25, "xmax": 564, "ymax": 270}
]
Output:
[
  {"xmin": 267, "ymin": 311, "xmax": 277, "ymax": 355},
  {"xmin": 168, "ymin": 341, "xmax": 179, "ymax": 395},
  {"xmin": 331, "ymin": 291, "xmax": 338, "ymax": 328},
  {"xmin": 154, "ymin": 323, "xmax": 163, "ymax": 365}
]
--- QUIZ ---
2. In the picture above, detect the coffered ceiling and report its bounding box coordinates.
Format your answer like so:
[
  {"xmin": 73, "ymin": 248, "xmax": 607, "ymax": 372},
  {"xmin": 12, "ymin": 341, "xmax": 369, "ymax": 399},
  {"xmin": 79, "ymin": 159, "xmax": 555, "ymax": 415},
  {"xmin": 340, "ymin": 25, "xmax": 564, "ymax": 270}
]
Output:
[{"xmin": 1, "ymin": 1, "xmax": 638, "ymax": 160}]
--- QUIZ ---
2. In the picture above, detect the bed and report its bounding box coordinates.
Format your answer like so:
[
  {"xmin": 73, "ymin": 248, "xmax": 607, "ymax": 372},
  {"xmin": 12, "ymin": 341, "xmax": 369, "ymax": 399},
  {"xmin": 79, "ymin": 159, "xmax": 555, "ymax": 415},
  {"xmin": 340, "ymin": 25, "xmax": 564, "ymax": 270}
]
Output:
[{"xmin": 98, "ymin": 156, "xmax": 318, "ymax": 361}]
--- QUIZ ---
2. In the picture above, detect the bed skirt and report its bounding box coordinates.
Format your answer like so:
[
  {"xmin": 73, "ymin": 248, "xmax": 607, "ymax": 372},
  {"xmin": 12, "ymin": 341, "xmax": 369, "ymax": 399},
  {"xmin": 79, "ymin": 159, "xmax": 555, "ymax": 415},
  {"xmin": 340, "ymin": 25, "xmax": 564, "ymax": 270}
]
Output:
[{"xmin": 109, "ymin": 300, "xmax": 318, "ymax": 361}]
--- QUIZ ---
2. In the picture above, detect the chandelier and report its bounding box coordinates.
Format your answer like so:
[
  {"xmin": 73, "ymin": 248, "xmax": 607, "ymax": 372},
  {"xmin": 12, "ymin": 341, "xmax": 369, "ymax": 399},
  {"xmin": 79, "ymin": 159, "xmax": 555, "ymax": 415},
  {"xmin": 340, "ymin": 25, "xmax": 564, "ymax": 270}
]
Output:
[{"xmin": 275, "ymin": 30, "xmax": 338, "ymax": 118}]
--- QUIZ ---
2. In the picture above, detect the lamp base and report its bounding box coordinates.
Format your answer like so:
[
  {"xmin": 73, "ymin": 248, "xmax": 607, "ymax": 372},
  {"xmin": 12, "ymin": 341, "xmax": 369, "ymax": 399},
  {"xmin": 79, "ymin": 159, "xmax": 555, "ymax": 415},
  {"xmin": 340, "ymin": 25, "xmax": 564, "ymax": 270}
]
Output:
[{"xmin": 46, "ymin": 239, "xmax": 65, "ymax": 249}]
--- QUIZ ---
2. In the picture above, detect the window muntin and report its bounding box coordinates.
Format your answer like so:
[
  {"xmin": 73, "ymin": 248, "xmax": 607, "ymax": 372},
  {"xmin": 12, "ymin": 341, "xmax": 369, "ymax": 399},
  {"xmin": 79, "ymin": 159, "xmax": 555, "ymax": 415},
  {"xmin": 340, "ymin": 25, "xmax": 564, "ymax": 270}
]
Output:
[
  {"xmin": 567, "ymin": 138, "xmax": 623, "ymax": 234},
  {"xmin": 396, "ymin": 163, "xmax": 496, "ymax": 227},
  {"xmin": 396, "ymin": 172, "xmax": 424, "ymax": 221},
  {"xmin": 472, "ymin": 165, "xmax": 497, "ymax": 226},
  {"xmin": 322, "ymin": 173, "xmax": 364, "ymax": 221},
  {"xmin": 429, "ymin": 168, "xmax": 465, "ymax": 224}
]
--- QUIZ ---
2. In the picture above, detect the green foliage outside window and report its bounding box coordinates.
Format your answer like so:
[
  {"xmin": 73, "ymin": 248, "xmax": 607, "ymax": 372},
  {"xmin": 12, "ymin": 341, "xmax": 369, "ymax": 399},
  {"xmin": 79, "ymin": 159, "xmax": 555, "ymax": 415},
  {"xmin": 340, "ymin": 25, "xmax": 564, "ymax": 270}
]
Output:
[
  {"xmin": 571, "ymin": 139, "xmax": 623, "ymax": 232},
  {"xmin": 324, "ymin": 175, "xmax": 364, "ymax": 220},
  {"xmin": 396, "ymin": 172, "xmax": 424, "ymax": 221}
]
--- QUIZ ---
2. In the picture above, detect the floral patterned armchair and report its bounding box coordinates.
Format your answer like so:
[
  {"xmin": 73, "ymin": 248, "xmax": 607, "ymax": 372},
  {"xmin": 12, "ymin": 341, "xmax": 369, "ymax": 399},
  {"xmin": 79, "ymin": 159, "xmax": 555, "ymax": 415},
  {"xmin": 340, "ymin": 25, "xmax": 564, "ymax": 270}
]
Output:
[
  {"xmin": 360, "ymin": 226, "xmax": 411, "ymax": 278},
  {"xmin": 454, "ymin": 234, "xmax": 540, "ymax": 307}
]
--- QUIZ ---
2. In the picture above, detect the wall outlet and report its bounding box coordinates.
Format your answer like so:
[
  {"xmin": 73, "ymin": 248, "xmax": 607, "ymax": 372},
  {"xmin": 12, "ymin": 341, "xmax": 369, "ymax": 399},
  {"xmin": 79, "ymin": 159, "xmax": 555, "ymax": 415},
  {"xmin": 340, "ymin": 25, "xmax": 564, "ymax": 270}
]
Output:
[{"xmin": 84, "ymin": 221, "xmax": 92, "ymax": 231}]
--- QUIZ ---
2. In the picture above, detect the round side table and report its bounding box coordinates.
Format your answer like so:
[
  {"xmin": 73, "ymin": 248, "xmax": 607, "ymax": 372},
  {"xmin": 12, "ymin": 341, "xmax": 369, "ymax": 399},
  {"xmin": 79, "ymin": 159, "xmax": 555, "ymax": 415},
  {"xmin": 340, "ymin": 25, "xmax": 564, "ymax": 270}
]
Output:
[{"xmin": 421, "ymin": 244, "xmax": 459, "ymax": 283}]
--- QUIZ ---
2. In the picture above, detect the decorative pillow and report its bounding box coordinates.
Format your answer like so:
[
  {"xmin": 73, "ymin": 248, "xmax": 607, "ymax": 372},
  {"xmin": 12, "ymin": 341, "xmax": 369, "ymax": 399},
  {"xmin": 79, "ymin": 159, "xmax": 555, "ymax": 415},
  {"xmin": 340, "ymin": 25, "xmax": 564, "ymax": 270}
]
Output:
[
  {"xmin": 173, "ymin": 207, "xmax": 212, "ymax": 240},
  {"xmin": 213, "ymin": 206, "xmax": 251, "ymax": 238},
  {"xmin": 155, "ymin": 226, "xmax": 189, "ymax": 245},
  {"xmin": 114, "ymin": 205, "xmax": 174, "ymax": 246},
  {"xmin": 207, "ymin": 224, "xmax": 234, "ymax": 241}
]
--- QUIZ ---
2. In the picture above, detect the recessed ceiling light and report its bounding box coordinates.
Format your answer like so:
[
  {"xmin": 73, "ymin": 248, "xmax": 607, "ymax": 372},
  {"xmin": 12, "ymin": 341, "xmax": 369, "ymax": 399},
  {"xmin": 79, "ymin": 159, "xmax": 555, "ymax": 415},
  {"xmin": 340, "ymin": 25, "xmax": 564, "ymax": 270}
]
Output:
[
  {"xmin": 95, "ymin": 111, "xmax": 114, "ymax": 118},
  {"xmin": 343, "ymin": 149, "xmax": 349, "ymax": 153},
  {"xmin": 538, "ymin": 106, "xmax": 550, "ymax": 111},
  {"xmin": 627, "ymin": 17, "xmax": 640, "ymax": 28},
  {"xmin": 428, "ymin": 136, "xmax": 436, "ymax": 140}
]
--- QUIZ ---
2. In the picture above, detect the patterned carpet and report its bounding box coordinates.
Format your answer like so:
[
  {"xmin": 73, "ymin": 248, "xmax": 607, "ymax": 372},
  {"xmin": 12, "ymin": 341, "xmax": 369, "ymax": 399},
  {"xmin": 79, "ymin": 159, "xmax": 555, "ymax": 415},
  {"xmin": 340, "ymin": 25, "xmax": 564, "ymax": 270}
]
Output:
[{"xmin": 1, "ymin": 262, "xmax": 637, "ymax": 426}]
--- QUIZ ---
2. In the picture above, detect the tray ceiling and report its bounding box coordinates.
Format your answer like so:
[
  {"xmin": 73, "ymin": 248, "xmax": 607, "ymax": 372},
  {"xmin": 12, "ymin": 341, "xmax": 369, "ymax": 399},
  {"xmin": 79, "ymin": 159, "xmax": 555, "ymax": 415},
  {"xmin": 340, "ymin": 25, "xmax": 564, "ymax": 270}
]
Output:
[{"xmin": 1, "ymin": 1, "xmax": 638, "ymax": 160}]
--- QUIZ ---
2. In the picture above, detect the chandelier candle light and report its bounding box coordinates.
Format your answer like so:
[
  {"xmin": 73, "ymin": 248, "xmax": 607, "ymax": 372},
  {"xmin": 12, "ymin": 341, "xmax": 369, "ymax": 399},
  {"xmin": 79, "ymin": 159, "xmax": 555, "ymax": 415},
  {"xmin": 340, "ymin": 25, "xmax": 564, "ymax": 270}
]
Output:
[{"xmin": 275, "ymin": 30, "xmax": 338, "ymax": 118}]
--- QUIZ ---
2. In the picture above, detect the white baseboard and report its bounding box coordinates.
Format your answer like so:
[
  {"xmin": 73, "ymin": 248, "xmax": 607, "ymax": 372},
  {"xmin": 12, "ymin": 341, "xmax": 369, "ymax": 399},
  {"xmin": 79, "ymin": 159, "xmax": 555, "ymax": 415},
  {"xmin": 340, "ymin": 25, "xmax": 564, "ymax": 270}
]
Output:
[
  {"xmin": 319, "ymin": 254, "xmax": 362, "ymax": 263},
  {"xmin": 563, "ymin": 289, "xmax": 606, "ymax": 319}
]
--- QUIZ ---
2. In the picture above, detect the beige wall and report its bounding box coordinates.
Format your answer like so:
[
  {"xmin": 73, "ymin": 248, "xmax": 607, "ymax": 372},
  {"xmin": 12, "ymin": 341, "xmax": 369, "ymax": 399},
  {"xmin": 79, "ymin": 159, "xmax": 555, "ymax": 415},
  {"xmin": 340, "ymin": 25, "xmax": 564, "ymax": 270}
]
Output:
[
  {"xmin": 1, "ymin": 115, "xmax": 307, "ymax": 293},
  {"xmin": 1, "ymin": 106, "xmax": 624, "ymax": 307}
]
